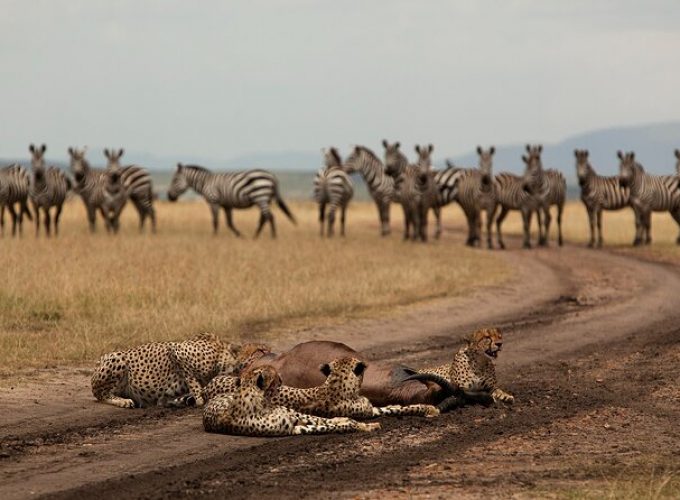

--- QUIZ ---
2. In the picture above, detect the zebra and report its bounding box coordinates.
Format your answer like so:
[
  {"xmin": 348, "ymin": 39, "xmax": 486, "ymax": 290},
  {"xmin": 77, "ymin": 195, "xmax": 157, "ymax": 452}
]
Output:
[
  {"xmin": 443, "ymin": 146, "xmax": 499, "ymax": 248},
  {"xmin": 414, "ymin": 144, "xmax": 444, "ymax": 239},
  {"xmin": 167, "ymin": 164, "xmax": 296, "ymax": 238},
  {"xmin": 0, "ymin": 163, "xmax": 33, "ymax": 237},
  {"xmin": 523, "ymin": 145, "xmax": 566, "ymax": 246},
  {"xmin": 617, "ymin": 150, "xmax": 680, "ymax": 246},
  {"xmin": 342, "ymin": 145, "xmax": 394, "ymax": 236},
  {"xmin": 313, "ymin": 147, "xmax": 354, "ymax": 237},
  {"xmin": 575, "ymin": 149, "xmax": 630, "ymax": 248},
  {"xmin": 394, "ymin": 162, "xmax": 435, "ymax": 242},
  {"xmin": 675, "ymin": 149, "xmax": 680, "ymax": 174},
  {"xmin": 103, "ymin": 148, "xmax": 156, "ymax": 233},
  {"xmin": 102, "ymin": 149, "xmax": 129, "ymax": 234},
  {"xmin": 493, "ymin": 150, "xmax": 543, "ymax": 249},
  {"xmin": 68, "ymin": 146, "xmax": 108, "ymax": 232},
  {"xmin": 28, "ymin": 143, "xmax": 71, "ymax": 237}
]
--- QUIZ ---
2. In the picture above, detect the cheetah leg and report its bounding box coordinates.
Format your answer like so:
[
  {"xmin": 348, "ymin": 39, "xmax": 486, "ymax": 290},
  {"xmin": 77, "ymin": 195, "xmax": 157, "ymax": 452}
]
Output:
[
  {"xmin": 491, "ymin": 388, "xmax": 515, "ymax": 404},
  {"xmin": 167, "ymin": 346, "xmax": 206, "ymax": 406},
  {"xmin": 91, "ymin": 352, "xmax": 135, "ymax": 408},
  {"xmin": 373, "ymin": 404, "xmax": 439, "ymax": 418},
  {"xmin": 293, "ymin": 416, "xmax": 380, "ymax": 435},
  {"xmin": 158, "ymin": 393, "xmax": 197, "ymax": 408}
]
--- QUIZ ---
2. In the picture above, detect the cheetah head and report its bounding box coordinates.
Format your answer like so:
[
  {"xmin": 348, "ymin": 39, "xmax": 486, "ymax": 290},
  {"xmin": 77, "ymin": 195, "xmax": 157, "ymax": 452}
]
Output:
[
  {"xmin": 319, "ymin": 357, "xmax": 368, "ymax": 395},
  {"xmin": 242, "ymin": 365, "xmax": 282, "ymax": 399},
  {"xmin": 465, "ymin": 328, "xmax": 503, "ymax": 359},
  {"xmin": 232, "ymin": 343, "xmax": 272, "ymax": 374}
]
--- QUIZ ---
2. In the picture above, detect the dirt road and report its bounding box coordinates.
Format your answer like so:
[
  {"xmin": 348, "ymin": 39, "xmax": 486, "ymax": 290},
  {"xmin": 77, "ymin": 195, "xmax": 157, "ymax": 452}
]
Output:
[{"xmin": 1, "ymin": 243, "xmax": 679, "ymax": 499}]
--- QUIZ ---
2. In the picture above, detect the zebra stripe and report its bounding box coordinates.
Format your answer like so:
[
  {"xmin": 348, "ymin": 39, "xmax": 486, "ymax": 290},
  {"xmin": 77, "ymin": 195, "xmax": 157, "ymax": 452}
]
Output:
[
  {"xmin": 342, "ymin": 146, "xmax": 394, "ymax": 236},
  {"xmin": 0, "ymin": 163, "xmax": 32, "ymax": 236},
  {"xmin": 524, "ymin": 145, "xmax": 566, "ymax": 246},
  {"xmin": 69, "ymin": 147, "xmax": 108, "ymax": 233},
  {"xmin": 493, "ymin": 168, "xmax": 541, "ymax": 249},
  {"xmin": 29, "ymin": 144, "xmax": 71, "ymax": 237},
  {"xmin": 314, "ymin": 147, "xmax": 354, "ymax": 237},
  {"xmin": 393, "ymin": 163, "xmax": 435, "ymax": 241},
  {"xmin": 618, "ymin": 150, "xmax": 680, "ymax": 245},
  {"xmin": 167, "ymin": 164, "xmax": 296, "ymax": 238},
  {"xmin": 575, "ymin": 149, "xmax": 629, "ymax": 247}
]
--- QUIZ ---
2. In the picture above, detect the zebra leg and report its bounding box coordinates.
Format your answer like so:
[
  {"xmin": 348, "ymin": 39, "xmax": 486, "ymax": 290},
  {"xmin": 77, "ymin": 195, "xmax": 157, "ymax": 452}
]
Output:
[
  {"xmin": 8, "ymin": 205, "xmax": 18, "ymax": 237},
  {"xmin": 419, "ymin": 204, "xmax": 428, "ymax": 242},
  {"xmin": 486, "ymin": 205, "xmax": 497, "ymax": 249},
  {"xmin": 33, "ymin": 201, "xmax": 41, "ymax": 237},
  {"xmin": 0, "ymin": 205, "xmax": 4, "ymax": 236},
  {"xmin": 632, "ymin": 206, "xmax": 643, "ymax": 246},
  {"xmin": 86, "ymin": 205, "xmax": 97, "ymax": 233},
  {"xmin": 327, "ymin": 205, "xmax": 336, "ymax": 237},
  {"xmin": 340, "ymin": 205, "xmax": 347, "ymax": 237},
  {"xmin": 534, "ymin": 209, "xmax": 543, "ymax": 247},
  {"xmin": 432, "ymin": 206, "xmax": 441, "ymax": 240},
  {"xmin": 644, "ymin": 211, "xmax": 652, "ymax": 245},
  {"xmin": 540, "ymin": 207, "xmax": 551, "ymax": 246},
  {"xmin": 149, "ymin": 206, "xmax": 157, "ymax": 234},
  {"xmin": 269, "ymin": 212, "xmax": 277, "ymax": 238},
  {"xmin": 54, "ymin": 204, "xmax": 63, "ymax": 237},
  {"xmin": 380, "ymin": 202, "xmax": 390, "ymax": 236},
  {"xmin": 522, "ymin": 209, "xmax": 533, "ymax": 249},
  {"xmin": 318, "ymin": 202, "xmax": 326, "ymax": 237},
  {"xmin": 596, "ymin": 209, "xmax": 603, "ymax": 248},
  {"xmin": 496, "ymin": 207, "xmax": 509, "ymax": 250},
  {"xmin": 557, "ymin": 203, "xmax": 564, "ymax": 246},
  {"xmin": 401, "ymin": 205, "xmax": 409, "ymax": 240},
  {"xmin": 464, "ymin": 209, "xmax": 476, "ymax": 246},
  {"xmin": 671, "ymin": 209, "xmax": 680, "ymax": 244},
  {"xmin": 224, "ymin": 207, "xmax": 241, "ymax": 237},
  {"xmin": 587, "ymin": 208, "xmax": 596, "ymax": 248},
  {"xmin": 210, "ymin": 204, "xmax": 220, "ymax": 235},
  {"xmin": 44, "ymin": 207, "xmax": 52, "ymax": 237}
]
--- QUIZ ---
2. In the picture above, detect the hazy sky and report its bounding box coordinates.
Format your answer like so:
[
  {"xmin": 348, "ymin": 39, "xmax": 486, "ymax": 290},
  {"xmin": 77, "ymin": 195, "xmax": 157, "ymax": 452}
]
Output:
[{"xmin": 2, "ymin": 0, "xmax": 679, "ymax": 163}]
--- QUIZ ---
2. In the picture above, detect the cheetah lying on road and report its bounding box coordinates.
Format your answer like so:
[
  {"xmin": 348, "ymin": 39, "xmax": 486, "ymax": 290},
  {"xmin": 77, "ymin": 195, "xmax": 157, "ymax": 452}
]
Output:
[
  {"xmin": 203, "ymin": 366, "xmax": 380, "ymax": 436},
  {"xmin": 408, "ymin": 328, "xmax": 514, "ymax": 411},
  {"xmin": 203, "ymin": 357, "xmax": 439, "ymax": 419},
  {"xmin": 92, "ymin": 333, "xmax": 256, "ymax": 409}
]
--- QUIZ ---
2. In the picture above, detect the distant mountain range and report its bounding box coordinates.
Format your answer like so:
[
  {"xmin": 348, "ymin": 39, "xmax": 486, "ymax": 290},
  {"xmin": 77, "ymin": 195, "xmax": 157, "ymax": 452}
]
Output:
[{"xmin": 3, "ymin": 122, "xmax": 679, "ymax": 187}]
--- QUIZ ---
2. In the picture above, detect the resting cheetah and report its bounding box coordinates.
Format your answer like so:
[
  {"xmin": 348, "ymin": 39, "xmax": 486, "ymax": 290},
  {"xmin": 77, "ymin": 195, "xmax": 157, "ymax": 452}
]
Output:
[
  {"xmin": 203, "ymin": 357, "xmax": 439, "ymax": 419},
  {"xmin": 203, "ymin": 365, "xmax": 380, "ymax": 436},
  {"xmin": 91, "ymin": 333, "xmax": 246, "ymax": 409},
  {"xmin": 411, "ymin": 328, "xmax": 514, "ymax": 409}
]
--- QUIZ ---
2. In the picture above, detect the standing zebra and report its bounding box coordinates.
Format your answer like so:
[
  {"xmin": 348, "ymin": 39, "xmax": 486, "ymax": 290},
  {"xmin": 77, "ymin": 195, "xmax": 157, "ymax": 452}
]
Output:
[
  {"xmin": 104, "ymin": 148, "xmax": 156, "ymax": 233},
  {"xmin": 313, "ymin": 147, "xmax": 354, "ymax": 237},
  {"xmin": 102, "ymin": 149, "xmax": 129, "ymax": 234},
  {"xmin": 444, "ymin": 146, "xmax": 499, "ymax": 248},
  {"xmin": 0, "ymin": 163, "xmax": 33, "ymax": 237},
  {"xmin": 382, "ymin": 140, "xmax": 412, "ymax": 238},
  {"xmin": 575, "ymin": 149, "xmax": 630, "ymax": 248},
  {"xmin": 167, "ymin": 164, "xmax": 296, "ymax": 238},
  {"xmin": 494, "ymin": 150, "xmax": 543, "ymax": 249},
  {"xmin": 523, "ymin": 145, "xmax": 566, "ymax": 246},
  {"xmin": 393, "ymin": 162, "xmax": 434, "ymax": 242},
  {"xmin": 28, "ymin": 143, "xmax": 71, "ymax": 237},
  {"xmin": 69, "ymin": 146, "xmax": 108, "ymax": 232},
  {"xmin": 618, "ymin": 151, "xmax": 680, "ymax": 245},
  {"xmin": 342, "ymin": 146, "xmax": 394, "ymax": 236},
  {"xmin": 414, "ymin": 144, "xmax": 443, "ymax": 239}
]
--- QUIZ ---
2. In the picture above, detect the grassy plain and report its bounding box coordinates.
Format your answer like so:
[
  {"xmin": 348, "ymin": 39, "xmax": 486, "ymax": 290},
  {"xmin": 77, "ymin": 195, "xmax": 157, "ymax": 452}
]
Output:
[{"xmin": 0, "ymin": 198, "xmax": 507, "ymax": 374}]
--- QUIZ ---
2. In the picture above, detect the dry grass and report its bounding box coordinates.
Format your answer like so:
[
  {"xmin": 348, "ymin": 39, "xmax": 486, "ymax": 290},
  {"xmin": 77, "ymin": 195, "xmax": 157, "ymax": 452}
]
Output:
[
  {"xmin": 544, "ymin": 469, "xmax": 680, "ymax": 500},
  {"xmin": 0, "ymin": 198, "xmax": 508, "ymax": 374}
]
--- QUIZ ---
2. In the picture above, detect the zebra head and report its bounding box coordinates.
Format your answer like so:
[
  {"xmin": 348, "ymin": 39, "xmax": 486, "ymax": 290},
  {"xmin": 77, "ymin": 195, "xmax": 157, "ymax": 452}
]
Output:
[
  {"xmin": 167, "ymin": 163, "xmax": 189, "ymax": 201},
  {"xmin": 29, "ymin": 143, "xmax": 47, "ymax": 179},
  {"xmin": 617, "ymin": 151, "xmax": 638, "ymax": 188},
  {"xmin": 322, "ymin": 147, "xmax": 342, "ymax": 169},
  {"xmin": 415, "ymin": 144, "xmax": 434, "ymax": 169},
  {"xmin": 68, "ymin": 146, "xmax": 90, "ymax": 184},
  {"xmin": 382, "ymin": 140, "xmax": 408, "ymax": 178},
  {"xmin": 521, "ymin": 145, "xmax": 544, "ymax": 194},
  {"xmin": 574, "ymin": 149, "xmax": 592, "ymax": 187},
  {"xmin": 675, "ymin": 149, "xmax": 680, "ymax": 175},
  {"xmin": 476, "ymin": 146, "xmax": 495, "ymax": 186},
  {"xmin": 104, "ymin": 148, "xmax": 125, "ymax": 170}
]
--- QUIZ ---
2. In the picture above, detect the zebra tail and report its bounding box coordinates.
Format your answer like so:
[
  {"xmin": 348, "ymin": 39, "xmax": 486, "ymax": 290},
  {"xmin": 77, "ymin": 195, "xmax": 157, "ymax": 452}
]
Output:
[
  {"xmin": 275, "ymin": 192, "xmax": 297, "ymax": 225},
  {"xmin": 21, "ymin": 200, "xmax": 33, "ymax": 221}
]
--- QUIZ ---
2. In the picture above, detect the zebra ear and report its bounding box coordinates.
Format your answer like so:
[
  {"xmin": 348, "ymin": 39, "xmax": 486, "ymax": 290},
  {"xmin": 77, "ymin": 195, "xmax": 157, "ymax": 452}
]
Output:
[
  {"xmin": 118, "ymin": 148, "xmax": 124, "ymax": 158},
  {"xmin": 584, "ymin": 150, "xmax": 589, "ymax": 157},
  {"xmin": 176, "ymin": 163, "xmax": 183, "ymax": 171},
  {"xmin": 319, "ymin": 363, "xmax": 332, "ymax": 378},
  {"xmin": 538, "ymin": 145, "xmax": 543, "ymax": 154},
  {"xmin": 68, "ymin": 147, "xmax": 74, "ymax": 157},
  {"xmin": 104, "ymin": 149, "xmax": 111, "ymax": 159},
  {"xmin": 675, "ymin": 149, "xmax": 680, "ymax": 159},
  {"xmin": 41, "ymin": 144, "xmax": 46, "ymax": 154},
  {"xmin": 428, "ymin": 144, "xmax": 433, "ymax": 153},
  {"xmin": 489, "ymin": 146, "xmax": 495, "ymax": 155},
  {"xmin": 446, "ymin": 159, "xmax": 455, "ymax": 168},
  {"xmin": 29, "ymin": 143, "xmax": 35, "ymax": 154},
  {"xmin": 617, "ymin": 150, "xmax": 624, "ymax": 160},
  {"xmin": 525, "ymin": 144, "xmax": 531, "ymax": 153},
  {"xmin": 522, "ymin": 155, "xmax": 529, "ymax": 164},
  {"xmin": 630, "ymin": 152, "xmax": 635, "ymax": 161},
  {"xmin": 415, "ymin": 145, "xmax": 421, "ymax": 154},
  {"xmin": 476, "ymin": 146, "xmax": 482, "ymax": 155},
  {"xmin": 574, "ymin": 149, "xmax": 579, "ymax": 158},
  {"xmin": 395, "ymin": 142, "xmax": 400, "ymax": 149},
  {"xmin": 382, "ymin": 139, "xmax": 388, "ymax": 149}
]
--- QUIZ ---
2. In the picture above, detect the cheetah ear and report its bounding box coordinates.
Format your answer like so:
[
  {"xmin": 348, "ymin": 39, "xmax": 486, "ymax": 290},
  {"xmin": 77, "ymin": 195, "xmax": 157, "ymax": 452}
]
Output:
[
  {"xmin": 319, "ymin": 363, "xmax": 332, "ymax": 378},
  {"xmin": 256, "ymin": 373, "xmax": 266, "ymax": 390},
  {"xmin": 353, "ymin": 361, "xmax": 367, "ymax": 376}
]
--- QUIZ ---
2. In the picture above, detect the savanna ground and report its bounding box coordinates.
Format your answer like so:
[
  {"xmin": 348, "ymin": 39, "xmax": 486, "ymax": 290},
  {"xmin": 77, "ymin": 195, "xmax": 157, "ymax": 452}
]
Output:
[{"xmin": 1, "ymin": 196, "xmax": 680, "ymax": 499}]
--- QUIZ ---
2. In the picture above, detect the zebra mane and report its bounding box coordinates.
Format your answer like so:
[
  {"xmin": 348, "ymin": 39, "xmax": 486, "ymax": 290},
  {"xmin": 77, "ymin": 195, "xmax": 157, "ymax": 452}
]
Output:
[
  {"xmin": 182, "ymin": 164, "xmax": 213, "ymax": 174},
  {"xmin": 329, "ymin": 147, "xmax": 342, "ymax": 166},
  {"xmin": 355, "ymin": 146, "xmax": 381, "ymax": 163}
]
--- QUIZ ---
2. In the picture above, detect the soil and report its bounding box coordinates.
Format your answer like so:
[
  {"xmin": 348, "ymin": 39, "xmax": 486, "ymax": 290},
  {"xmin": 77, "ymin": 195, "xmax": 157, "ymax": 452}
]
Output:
[{"xmin": 1, "ymin": 240, "xmax": 679, "ymax": 499}]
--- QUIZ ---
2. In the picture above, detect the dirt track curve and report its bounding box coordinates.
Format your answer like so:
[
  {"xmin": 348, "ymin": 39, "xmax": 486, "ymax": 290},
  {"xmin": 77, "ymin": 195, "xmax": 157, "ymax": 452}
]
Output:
[{"xmin": 1, "ymin": 242, "xmax": 679, "ymax": 499}]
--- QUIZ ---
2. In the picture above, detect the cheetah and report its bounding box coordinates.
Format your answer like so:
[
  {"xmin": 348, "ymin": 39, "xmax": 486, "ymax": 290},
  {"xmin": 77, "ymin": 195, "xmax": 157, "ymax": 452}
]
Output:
[
  {"xmin": 203, "ymin": 357, "xmax": 439, "ymax": 419},
  {"xmin": 203, "ymin": 365, "xmax": 380, "ymax": 436},
  {"xmin": 408, "ymin": 327, "xmax": 514, "ymax": 410},
  {"xmin": 91, "ymin": 333, "xmax": 250, "ymax": 409}
]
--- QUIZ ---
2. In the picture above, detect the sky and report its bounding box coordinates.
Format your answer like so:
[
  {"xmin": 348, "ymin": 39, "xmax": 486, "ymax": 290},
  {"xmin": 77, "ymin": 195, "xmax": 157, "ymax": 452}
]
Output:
[{"xmin": 2, "ymin": 0, "xmax": 679, "ymax": 164}]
